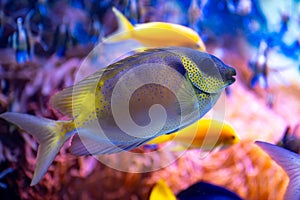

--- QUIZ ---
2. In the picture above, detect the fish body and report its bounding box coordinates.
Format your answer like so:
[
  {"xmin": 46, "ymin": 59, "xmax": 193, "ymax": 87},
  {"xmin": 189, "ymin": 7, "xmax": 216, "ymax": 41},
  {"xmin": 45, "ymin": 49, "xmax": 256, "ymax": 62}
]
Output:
[
  {"xmin": 150, "ymin": 179, "xmax": 242, "ymax": 200},
  {"xmin": 256, "ymin": 141, "xmax": 300, "ymax": 200},
  {"xmin": 105, "ymin": 7, "xmax": 206, "ymax": 51},
  {"xmin": 0, "ymin": 47, "xmax": 235, "ymax": 185},
  {"xmin": 147, "ymin": 118, "xmax": 240, "ymax": 150}
]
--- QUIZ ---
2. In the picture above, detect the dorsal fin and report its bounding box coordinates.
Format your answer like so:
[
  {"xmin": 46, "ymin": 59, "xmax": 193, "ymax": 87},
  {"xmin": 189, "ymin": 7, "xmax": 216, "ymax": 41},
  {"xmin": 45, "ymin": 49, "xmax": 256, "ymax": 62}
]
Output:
[
  {"xmin": 112, "ymin": 7, "xmax": 134, "ymax": 33},
  {"xmin": 104, "ymin": 7, "xmax": 134, "ymax": 43}
]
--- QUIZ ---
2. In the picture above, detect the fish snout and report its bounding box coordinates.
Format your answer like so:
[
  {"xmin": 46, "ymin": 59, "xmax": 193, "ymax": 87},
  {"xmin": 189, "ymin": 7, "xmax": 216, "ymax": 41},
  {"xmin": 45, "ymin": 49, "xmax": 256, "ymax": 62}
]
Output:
[{"xmin": 224, "ymin": 67, "xmax": 236, "ymax": 85}]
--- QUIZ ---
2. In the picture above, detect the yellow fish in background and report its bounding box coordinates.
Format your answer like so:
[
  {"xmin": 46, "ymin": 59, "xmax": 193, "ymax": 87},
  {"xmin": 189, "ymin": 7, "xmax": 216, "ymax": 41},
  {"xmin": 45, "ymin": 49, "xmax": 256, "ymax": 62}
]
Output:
[
  {"xmin": 149, "ymin": 179, "xmax": 243, "ymax": 200},
  {"xmin": 150, "ymin": 179, "xmax": 176, "ymax": 200},
  {"xmin": 147, "ymin": 119, "xmax": 240, "ymax": 150},
  {"xmin": 105, "ymin": 7, "xmax": 206, "ymax": 51},
  {"xmin": 0, "ymin": 47, "xmax": 236, "ymax": 185}
]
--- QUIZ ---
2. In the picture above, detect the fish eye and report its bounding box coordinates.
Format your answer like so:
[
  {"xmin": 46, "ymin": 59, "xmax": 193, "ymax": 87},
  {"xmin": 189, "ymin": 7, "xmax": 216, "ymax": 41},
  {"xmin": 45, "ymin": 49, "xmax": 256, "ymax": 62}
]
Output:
[{"xmin": 231, "ymin": 135, "xmax": 236, "ymax": 139}]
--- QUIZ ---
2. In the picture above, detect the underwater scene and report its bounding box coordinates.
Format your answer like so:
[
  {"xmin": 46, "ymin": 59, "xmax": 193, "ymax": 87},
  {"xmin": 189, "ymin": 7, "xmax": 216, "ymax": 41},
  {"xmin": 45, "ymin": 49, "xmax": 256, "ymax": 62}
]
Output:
[{"xmin": 0, "ymin": 0, "xmax": 300, "ymax": 199}]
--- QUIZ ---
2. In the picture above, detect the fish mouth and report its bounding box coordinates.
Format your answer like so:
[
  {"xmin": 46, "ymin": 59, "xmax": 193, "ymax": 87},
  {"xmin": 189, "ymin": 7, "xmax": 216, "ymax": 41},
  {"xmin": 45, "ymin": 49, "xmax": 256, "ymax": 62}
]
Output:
[{"xmin": 226, "ymin": 68, "xmax": 236, "ymax": 85}]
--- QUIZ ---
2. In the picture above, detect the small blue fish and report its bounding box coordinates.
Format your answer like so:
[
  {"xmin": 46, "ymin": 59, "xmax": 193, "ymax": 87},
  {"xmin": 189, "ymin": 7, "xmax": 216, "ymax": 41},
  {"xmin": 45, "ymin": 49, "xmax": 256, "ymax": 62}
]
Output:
[
  {"xmin": 123, "ymin": 0, "xmax": 140, "ymax": 24},
  {"xmin": 89, "ymin": 19, "xmax": 103, "ymax": 44},
  {"xmin": 37, "ymin": 0, "xmax": 49, "ymax": 17},
  {"xmin": 256, "ymin": 141, "xmax": 300, "ymax": 200},
  {"xmin": 53, "ymin": 22, "xmax": 70, "ymax": 57},
  {"xmin": 12, "ymin": 17, "xmax": 30, "ymax": 63},
  {"xmin": 0, "ymin": 168, "xmax": 14, "ymax": 189}
]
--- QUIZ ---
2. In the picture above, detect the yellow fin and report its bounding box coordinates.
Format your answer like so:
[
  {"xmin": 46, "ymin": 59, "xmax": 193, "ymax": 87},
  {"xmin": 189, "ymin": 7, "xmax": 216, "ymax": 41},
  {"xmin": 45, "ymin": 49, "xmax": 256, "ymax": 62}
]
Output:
[
  {"xmin": 150, "ymin": 179, "xmax": 176, "ymax": 200},
  {"xmin": 104, "ymin": 7, "xmax": 134, "ymax": 43},
  {"xmin": 112, "ymin": 7, "xmax": 134, "ymax": 32},
  {"xmin": 50, "ymin": 69, "xmax": 106, "ymax": 118}
]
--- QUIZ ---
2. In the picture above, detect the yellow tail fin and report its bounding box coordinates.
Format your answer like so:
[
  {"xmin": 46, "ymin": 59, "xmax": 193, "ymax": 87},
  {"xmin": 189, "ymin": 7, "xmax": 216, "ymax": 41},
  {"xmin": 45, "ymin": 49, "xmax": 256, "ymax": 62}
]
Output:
[{"xmin": 0, "ymin": 112, "xmax": 72, "ymax": 186}]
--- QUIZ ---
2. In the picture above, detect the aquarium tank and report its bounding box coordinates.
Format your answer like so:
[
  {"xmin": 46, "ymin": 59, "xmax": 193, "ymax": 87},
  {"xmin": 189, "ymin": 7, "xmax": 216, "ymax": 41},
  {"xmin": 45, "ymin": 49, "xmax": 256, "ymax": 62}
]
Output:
[{"xmin": 0, "ymin": 0, "xmax": 299, "ymax": 199}]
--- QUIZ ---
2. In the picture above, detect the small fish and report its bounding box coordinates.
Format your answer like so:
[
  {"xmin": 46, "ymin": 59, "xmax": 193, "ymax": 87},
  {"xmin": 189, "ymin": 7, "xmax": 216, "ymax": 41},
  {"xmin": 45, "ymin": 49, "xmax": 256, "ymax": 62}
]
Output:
[
  {"xmin": 187, "ymin": 0, "xmax": 202, "ymax": 33},
  {"xmin": 149, "ymin": 179, "xmax": 243, "ymax": 200},
  {"xmin": 255, "ymin": 141, "xmax": 300, "ymax": 200},
  {"xmin": 89, "ymin": 18, "xmax": 103, "ymax": 43},
  {"xmin": 124, "ymin": 0, "xmax": 140, "ymax": 24},
  {"xmin": 249, "ymin": 40, "xmax": 269, "ymax": 89},
  {"xmin": 278, "ymin": 12, "xmax": 289, "ymax": 38},
  {"xmin": 53, "ymin": 21, "xmax": 71, "ymax": 57},
  {"xmin": 12, "ymin": 17, "xmax": 30, "ymax": 63},
  {"xmin": 105, "ymin": 7, "xmax": 206, "ymax": 51},
  {"xmin": 37, "ymin": 0, "xmax": 49, "ymax": 17},
  {"xmin": 147, "ymin": 118, "xmax": 240, "ymax": 151},
  {"xmin": 277, "ymin": 125, "xmax": 300, "ymax": 154},
  {"xmin": 0, "ymin": 168, "xmax": 14, "ymax": 189},
  {"xmin": 0, "ymin": 47, "xmax": 236, "ymax": 185}
]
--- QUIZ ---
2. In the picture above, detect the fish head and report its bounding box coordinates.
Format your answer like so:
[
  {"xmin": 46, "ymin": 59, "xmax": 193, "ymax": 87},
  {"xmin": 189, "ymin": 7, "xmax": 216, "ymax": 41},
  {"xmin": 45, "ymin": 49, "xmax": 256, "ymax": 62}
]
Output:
[
  {"xmin": 215, "ymin": 133, "xmax": 240, "ymax": 151},
  {"xmin": 221, "ymin": 132, "xmax": 240, "ymax": 147},
  {"xmin": 214, "ymin": 121, "xmax": 240, "ymax": 149},
  {"xmin": 177, "ymin": 48, "xmax": 236, "ymax": 94}
]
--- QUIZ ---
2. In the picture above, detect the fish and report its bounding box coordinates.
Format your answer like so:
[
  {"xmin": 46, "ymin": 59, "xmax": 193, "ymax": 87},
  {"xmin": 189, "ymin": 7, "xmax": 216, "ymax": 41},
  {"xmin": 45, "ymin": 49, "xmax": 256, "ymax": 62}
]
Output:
[
  {"xmin": 255, "ymin": 141, "xmax": 300, "ymax": 200},
  {"xmin": 53, "ymin": 22, "xmax": 71, "ymax": 57},
  {"xmin": 149, "ymin": 179, "xmax": 243, "ymax": 200},
  {"xmin": 12, "ymin": 17, "xmax": 30, "ymax": 63},
  {"xmin": 187, "ymin": 0, "xmax": 202, "ymax": 33},
  {"xmin": 248, "ymin": 40, "xmax": 269, "ymax": 89},
  {"xmin": 0, "ymin": 47, "xmax": 236, "ymax": 185},
  {"xmin": 147, "ymin": 118, "xmax": 240, "ymax": 151},
  {"xmin": 277, "ymin": 125, "xmax": 300, "ymax": 154},
  {"xmin": 105, "ymin": 7, "xmax": 206, "ymax": 51},
  {"xmin": 0, "ymin": 168, "xmax": 14, "ymax": 189},
  {"xmin": 124, "ymin": 0, "xmax": 140, "ymax": 24}
]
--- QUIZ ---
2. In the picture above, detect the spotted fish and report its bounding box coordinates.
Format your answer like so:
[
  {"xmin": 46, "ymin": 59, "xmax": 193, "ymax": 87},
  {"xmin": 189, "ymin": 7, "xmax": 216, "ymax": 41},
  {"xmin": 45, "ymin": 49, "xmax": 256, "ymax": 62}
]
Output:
[{"xmin": 0, "ymin": 47, "xmax": 236, "ymax": 185}]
